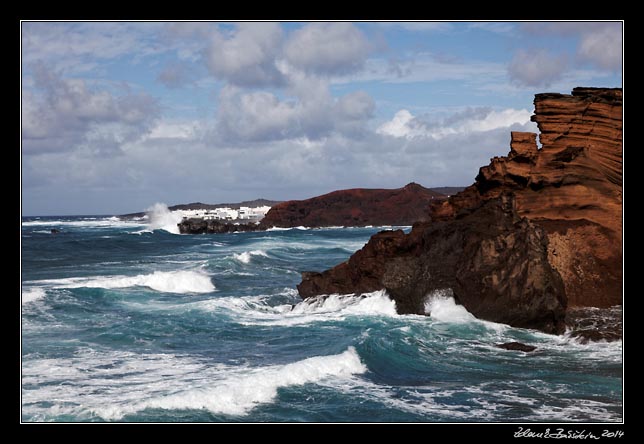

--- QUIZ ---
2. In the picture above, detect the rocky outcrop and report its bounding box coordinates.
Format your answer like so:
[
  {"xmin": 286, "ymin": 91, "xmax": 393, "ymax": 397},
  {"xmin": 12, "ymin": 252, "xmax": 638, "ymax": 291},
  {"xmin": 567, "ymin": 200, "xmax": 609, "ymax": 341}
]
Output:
[
  {"xmin": 260, "ymin": 183, "xmax": 446, "ymax": 228},
  {"xmin": 178, "ymin": 218, "xmax": 263, "ymax": 234},
  {"xmin": 299, "ymin": 194, "xmax": 567, "ymax": 334},
  {"xmin": 298, "ymin": 87, "xmax": 622, "ymax": 335},
  {"xmin": 496, "ymin": 342, "xmax": 537, "ymax": 352},
  {"xmin": 430, "ymin": 87, "xmax": 622, "ymax": 308}
]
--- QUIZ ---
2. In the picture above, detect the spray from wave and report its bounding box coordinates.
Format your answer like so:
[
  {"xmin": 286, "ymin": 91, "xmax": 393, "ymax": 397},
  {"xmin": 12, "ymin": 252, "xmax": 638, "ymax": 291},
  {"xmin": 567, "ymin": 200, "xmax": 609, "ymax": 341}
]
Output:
[
  {"xmin": 424, "ymin": 289, "xmax": 477, "ymax": 323},
  {"xmin": 146, "ymin": 203, "xmax": 182, "ymax": 234}
]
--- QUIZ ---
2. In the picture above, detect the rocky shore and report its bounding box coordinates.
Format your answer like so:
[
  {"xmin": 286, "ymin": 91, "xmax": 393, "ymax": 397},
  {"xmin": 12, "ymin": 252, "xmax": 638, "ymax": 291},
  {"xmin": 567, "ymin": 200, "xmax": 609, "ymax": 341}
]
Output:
[
  {"xmin": 298, "ymin": 87, "xmax": 622, "ymax": 337},
  {"xmin": 177, "ymin": 218, "xmax": 264, "ymax": 234},
  {"xmin": 178, "ymin": 183, "xmax": 457, "ymax": 234}
]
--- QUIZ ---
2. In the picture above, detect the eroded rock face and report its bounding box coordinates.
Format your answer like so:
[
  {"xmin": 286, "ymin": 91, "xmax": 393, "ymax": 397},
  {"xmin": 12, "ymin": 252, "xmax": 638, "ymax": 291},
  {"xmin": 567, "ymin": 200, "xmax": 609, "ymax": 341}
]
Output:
[
  {"xmin": 430, "ymin": 87, "xmax": 622, "ymax": 308},
  {"xmin": 299, "ymin": 194, "xmax": 567, "ymax": 334},
  {"xmin": 260, "ymin": 183, "xmax": 446, "ymax": 228},
  {"xmin": 298, "ymin": 88, "xmax": 621, "ymax": 335}
]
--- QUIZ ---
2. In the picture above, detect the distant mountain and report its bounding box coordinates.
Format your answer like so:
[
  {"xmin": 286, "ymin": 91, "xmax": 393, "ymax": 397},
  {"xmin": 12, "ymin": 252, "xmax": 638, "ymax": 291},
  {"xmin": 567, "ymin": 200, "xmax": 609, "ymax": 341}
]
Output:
[
  {"xmin": 167, "ymin": 198, "xmax": 281, "ymax": 211},
  {"xmin": 120, "ymin": 189, "xmax": 465, "ymax": 221},
  {"xmin": 427, "ymin": 186, "xmax": 466, "ymax": 197},
  {"xmin": 259, "ymin": 183, "xmax": 447, "ymax": 228}
]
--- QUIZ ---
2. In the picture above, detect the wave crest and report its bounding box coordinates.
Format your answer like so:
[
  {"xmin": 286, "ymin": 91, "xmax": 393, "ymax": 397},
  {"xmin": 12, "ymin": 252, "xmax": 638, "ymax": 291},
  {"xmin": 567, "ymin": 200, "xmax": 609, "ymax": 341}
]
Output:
[
  {"xmin": 233, "ymin": 250, "xmax": 268, "ymax": 264},
  {"xmin": 22, "ymin": 287, "xmax": 46, "ymax": 305},
  {"xmin": 29, "ymin": 270, "xmax": 215, "ymax": 294}
]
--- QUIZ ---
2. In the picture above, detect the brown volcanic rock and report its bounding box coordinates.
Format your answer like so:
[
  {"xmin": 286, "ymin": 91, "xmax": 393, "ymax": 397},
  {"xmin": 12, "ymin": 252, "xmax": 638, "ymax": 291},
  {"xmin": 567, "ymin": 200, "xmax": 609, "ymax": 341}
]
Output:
[
  {"xmin": 299, "ymin": 194, "xmax": 567, "ymax": 334},
  {"xmin": 298, "ymin": 87, "xmax": 621, "ymax": 333},
  {"xmin": 430, "ymin": 87, "xmax": 622, "ymax": 308},
  {"xmin": 259, "ymin": 183, "xmax": 445, "ymax": 228}
]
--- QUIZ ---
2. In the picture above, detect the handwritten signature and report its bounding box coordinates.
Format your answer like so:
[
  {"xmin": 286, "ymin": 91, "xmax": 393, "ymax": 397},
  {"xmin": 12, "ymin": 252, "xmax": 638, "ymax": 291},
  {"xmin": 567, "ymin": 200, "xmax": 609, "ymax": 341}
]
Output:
[{"xmin": 514, "ymin": 427, "xmax": 624, "ymax": 439}]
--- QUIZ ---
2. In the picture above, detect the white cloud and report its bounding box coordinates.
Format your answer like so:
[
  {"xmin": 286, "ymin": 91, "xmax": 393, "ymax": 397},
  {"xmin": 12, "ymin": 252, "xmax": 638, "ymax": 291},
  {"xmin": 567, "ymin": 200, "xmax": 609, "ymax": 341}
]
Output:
[
  {"xmin": 374, "ymin": 22, "xmax": 453, "ymax": 32},
  {"xmin": 21, "ymin": 22, "xmax": 163, "ymax": 74},
  {"xmin": 216, "ymin": 87, "xmax": 298, "ymax": 142},
  {"xmin": 467, "ymin": 22, "xmax": 515, "ymax": 34},
  {"xmin": 22, "ymin": 63, "xmax": 159, "ymax": 155},
  {"xmin": 517, "ymin": 22, "xmax": 622, "ymax": 73},
  {"xmin": 377, "ymin": 110, "xmax": 423, "ymax": 138},
  {"xmin": 205, "ymin": 22, "xmax": 285, "ymax": 87},
  {"xmin": 148, "ymin": 121, "xmax": 202, "ymax": 140},
  {"xmin": 284, "ymin": 23, "xmax": 371, "ymax": 75},
  {"xmin": 507, "ymin": 49, "xmax": 568, "ymax": 87},
  {"xmin": 156, "ymin": 63, "xmax": 194, "ymax": 88},
  {"xmin": 377, "ymin": 107, "xmax": 533, "ymax": 140},
  {"xmin": 577, "ymin": 24, "xmax": 622, "ymax": 71},
  {"xmin": 334, "ymin": 53, "xmax": 507, "ymax": 87},
  {"xmin": 215, "ymin": 84, "xmax": 375, "ymax": 143}
]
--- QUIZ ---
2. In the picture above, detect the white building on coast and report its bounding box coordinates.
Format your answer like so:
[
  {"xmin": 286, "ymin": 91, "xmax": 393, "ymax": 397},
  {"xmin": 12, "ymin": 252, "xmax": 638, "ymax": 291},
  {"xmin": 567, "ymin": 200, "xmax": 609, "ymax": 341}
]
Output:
[{"xmin": 174, "ymin": 205, "xmax": 271, "ymax": 222}]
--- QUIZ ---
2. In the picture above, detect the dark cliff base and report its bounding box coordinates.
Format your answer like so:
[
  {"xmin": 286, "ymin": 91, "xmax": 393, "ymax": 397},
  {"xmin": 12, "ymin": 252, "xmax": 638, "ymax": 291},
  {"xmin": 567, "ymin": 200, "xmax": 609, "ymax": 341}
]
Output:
[
  {"xmin": 298, "ymin": 87, "xmax": 622, "ymax": 338},
  {"xmin": 299, "ymin": 194, "xmax": 567, "ymax": 334}
]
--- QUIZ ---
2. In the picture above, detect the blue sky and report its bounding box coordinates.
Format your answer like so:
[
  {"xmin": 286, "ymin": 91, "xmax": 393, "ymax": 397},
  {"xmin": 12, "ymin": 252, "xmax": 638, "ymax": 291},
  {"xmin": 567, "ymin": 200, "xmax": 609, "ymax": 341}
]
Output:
[{"xmin": 21, "ymin": 21, "xmax": 622, "ymax": 215}]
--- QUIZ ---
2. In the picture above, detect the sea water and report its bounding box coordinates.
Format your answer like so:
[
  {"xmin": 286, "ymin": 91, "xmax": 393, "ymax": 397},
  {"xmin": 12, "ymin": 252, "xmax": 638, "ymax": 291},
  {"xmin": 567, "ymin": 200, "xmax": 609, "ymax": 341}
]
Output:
[{"xmin": 21, "ymin": 213, "xmax": 623, "ymax": 422}]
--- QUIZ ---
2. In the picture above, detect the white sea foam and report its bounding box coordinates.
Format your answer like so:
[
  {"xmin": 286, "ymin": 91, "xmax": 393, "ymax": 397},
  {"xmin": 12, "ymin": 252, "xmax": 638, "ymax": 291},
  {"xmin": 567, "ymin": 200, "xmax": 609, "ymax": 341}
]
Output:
[
  {"xmin": 22, "ymin": 347, "xmax": 366, "ymax": 420},
  {"xmin": 424, "ymin": 289, "xmax": 507, "ymax": 333},
  {"xmin": 232, "ymin": 250, "xmax": 269, "ymax": 264},
  {"xmin": 125, "ymin": 289, "xmax": 398, "ymax": 326},
  {"xmin": 22, "ymin": 218, "xmax": 144, "ymax": 229},
  {"xmin": 146, "ymin": 203, "xmax": 182, "ymax": 234},
  {"xmin": 22, "ymin": 287, "xmax": 46, "ymax": 305},
  {"xmin": 291, "ymin": 292, "xmax": 397, "ymax": 316},
  {"xmin": 28, "ymin": 270, "xmax": 215, "ymax": 294},
  {"xmin": 424, "ymin": 289, "xmax": 477, "ymax": 323},
  {"xmin": 113, "ymin": 346, "xmax": 365, "ymax": 418},
  {"xmin": 220, "ymin": 290, "xmax": 398, "ymax": 326},
  {"xmin": 265, "ymin": 226, "xmax": 310, "ymax": 232}
]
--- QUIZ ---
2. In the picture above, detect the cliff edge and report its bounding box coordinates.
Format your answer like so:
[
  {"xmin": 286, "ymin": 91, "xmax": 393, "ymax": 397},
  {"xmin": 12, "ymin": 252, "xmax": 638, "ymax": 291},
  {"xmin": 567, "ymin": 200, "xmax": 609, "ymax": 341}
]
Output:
[{"xmin": 298, "ymin": 87, "xmax": 622, "ymax": 334}]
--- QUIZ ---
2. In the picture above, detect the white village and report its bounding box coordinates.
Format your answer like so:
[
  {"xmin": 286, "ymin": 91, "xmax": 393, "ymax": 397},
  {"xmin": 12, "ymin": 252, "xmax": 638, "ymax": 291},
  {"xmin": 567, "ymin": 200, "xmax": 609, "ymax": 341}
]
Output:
[{"xmin": 173, "ymin": 205, "xmax": 272, "ymax": 222}]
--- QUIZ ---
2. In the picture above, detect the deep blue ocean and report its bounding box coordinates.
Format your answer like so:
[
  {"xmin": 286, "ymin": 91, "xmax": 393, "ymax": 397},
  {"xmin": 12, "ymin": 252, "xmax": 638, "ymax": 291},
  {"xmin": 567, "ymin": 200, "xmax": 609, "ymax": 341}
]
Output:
[{"xmin": 21, "ymin": 212, "xmax": 623, "ymax": 422}]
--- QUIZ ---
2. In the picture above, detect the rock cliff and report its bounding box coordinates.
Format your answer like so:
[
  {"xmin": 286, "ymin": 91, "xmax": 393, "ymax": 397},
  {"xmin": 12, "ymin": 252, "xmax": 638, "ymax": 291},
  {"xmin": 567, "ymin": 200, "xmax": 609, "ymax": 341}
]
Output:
[{"xmin": 298, "ymin": 87, "xmax": 622, "ymax": 333}]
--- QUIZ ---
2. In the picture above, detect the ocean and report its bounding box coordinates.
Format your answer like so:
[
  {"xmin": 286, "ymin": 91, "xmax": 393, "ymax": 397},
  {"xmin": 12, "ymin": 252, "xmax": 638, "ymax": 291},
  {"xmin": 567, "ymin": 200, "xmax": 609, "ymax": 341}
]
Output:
[{"xmin": 21, "ymin": 211, "xmax": 623, "ymax": 422}]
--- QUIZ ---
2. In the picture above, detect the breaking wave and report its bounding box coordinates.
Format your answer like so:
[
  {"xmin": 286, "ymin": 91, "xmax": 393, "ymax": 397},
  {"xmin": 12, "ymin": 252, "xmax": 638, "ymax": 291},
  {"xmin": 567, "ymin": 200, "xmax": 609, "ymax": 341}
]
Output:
[
  {"xmin": 28, "ymin": 270, "xmax": 215, "ymax": 294},
  {"xmin": 232, "ymin": 250, "xmax": 269, "ymax": 264}
]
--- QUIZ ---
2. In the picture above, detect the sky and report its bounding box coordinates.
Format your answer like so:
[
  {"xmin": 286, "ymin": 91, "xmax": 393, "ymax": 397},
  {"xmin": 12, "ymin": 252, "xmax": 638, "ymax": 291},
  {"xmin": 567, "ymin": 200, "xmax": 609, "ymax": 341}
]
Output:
[{"xmin": 21, "ymin": 21, "xmax": 623, "ymax": 216}]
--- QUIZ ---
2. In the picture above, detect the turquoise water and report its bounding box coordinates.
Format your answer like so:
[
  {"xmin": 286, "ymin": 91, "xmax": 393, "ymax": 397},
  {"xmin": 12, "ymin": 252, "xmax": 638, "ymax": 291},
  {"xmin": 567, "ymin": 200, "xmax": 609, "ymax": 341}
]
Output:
[{"xmin": 21, "ymin": 216, "xmax": 622, "ymax": 422}]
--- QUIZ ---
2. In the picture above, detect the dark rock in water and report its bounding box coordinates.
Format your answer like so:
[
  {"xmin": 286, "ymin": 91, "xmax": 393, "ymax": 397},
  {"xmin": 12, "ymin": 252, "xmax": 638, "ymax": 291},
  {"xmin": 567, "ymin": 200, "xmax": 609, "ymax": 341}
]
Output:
[
  {"xmin": 298, "ymin": 193, "xmax": 567, "ymax": 334},
  {"xmin": 178, "ymin": 218, "xmax": 264, "ymax": 234},
  {"xmin": 496, "ymin": 342, "xmax": 537, "ymax": 352},
  {"xmin": 50, "ymin": 229, "xmax": 60, "ymax": 234}
]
